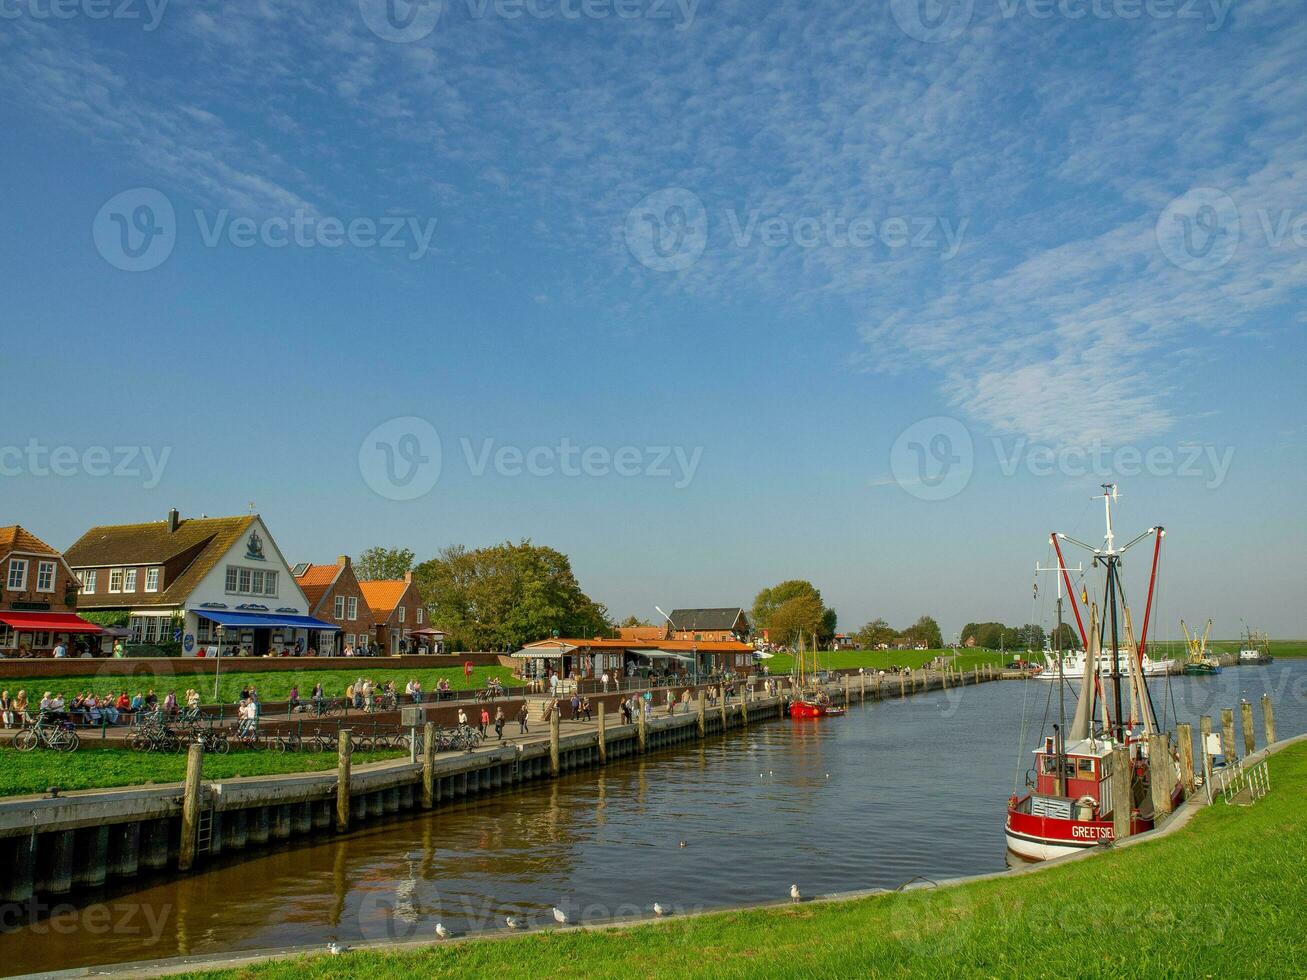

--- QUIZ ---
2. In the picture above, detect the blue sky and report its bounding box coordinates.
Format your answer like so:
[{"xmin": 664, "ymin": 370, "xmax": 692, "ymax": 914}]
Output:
[{"xmin": 2, "ymin": 0, "xmax": 1304, "ymax": 640}]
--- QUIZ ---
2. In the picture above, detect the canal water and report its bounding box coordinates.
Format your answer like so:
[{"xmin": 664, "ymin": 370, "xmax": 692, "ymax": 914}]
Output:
[{"xmin": 3, "ymin": 662, "xmax": 1304, "ymax": 976}]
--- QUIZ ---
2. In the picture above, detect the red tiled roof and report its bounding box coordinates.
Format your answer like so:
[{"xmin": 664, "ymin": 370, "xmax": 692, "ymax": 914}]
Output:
[
  {"xmin": 0, "ymin": 525, "xmax": 61, "ymax": 556},
  {"xmin": 294, "ymin": 564, "xmax": 342, "ymax": 610},
  {"xmin": 358, "ymin": 580, "xmax": 410, "ymax": 619}
]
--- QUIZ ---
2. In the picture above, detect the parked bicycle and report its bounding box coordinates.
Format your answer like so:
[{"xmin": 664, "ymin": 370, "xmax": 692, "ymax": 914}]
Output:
[{"xmin": 11, "ymin": 713, "xmax": 79, "ymax": 753}]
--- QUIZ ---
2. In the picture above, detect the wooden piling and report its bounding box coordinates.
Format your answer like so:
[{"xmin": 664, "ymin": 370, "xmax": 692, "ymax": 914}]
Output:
[
  {"xmin": 843, "ymin": 674, "xmax": 850, "ymax": 707},
  {"xmin": 1149, "ymin": 733, "xmax": 1173, "ymax": 818},
  {"xmin": 1176, "ymin": 722, "xmax": 1195, "ymax": 794},
  {"xmin": 860, "ymin": 673, "xmax": 866, "ymax": 703},
  {"xmin": 1110, "ymin": 745, "xmax": 1131, "ymax": 843},
  {"xmin": 336, "ymin": 729, "xmax": 352, "ymax": 833},
  {"xmin": 1240, "ymin": 701, "xmax": 1256, "ymax": 757},
  {"xmin": 178, "ymin": 742, "xmax": 204, "ymax": 872},
  {"xmin": 422, "ymin": 722, "xmax": 436, "ymax": 809},
  {"xmin": 1262, "ymin": 695, "xmax": 1276, "ymax": 746},
  {"xmin": 1199, "ymin": 715, "xmax": 1214, "ymax": 779},
  {"xmin": 740, "ymin": 691, "xmax": 748, "ymax": 726},
  {"xmin": 550, "ymin": 707, "xmax": 561, "ymax": 773},
  {"xmin": 899, "ymin": 671, "xmax": 907, "ymax": 698},
  {"xmin": 598, "ymin": 701, "xmax": 607, "ymax": 764},
  {"xmin": 719, "ymin": 685, "xmax": 728, "ymax": 731},
  {"xmin": 636, "ymin": 701, "xmax": 646, "ymax": 752},
  {"xmin": 1220, "ymin": 708, "xmax": 1237, "ymax": 763},
  {"xmin": 697, "ymin": 691, "xmax": 706, "ymax": 737}
]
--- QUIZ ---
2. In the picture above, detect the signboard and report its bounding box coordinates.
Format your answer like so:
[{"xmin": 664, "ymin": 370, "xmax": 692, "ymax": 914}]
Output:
[
  {"xmin": 183, "ymin": 634, "xmax": 195, "ymax": 653},
  {"xmin": 464, "ymin": 661, "xmax": 474, "ymax": 677}
]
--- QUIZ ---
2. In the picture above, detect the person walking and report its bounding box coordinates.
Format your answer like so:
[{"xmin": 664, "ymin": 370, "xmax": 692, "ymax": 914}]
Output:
[
  {"xmin": 570, "ymin": 693, "xmax": 581, "ymax": 721},
  {"xmin": 479, "ymin": 707, "xmax": 490, "ymax": 737},
  {"xmin": 494, "ymin": 706, "xmax": 505, "ymax": 741},
  {"xmin": 517, "ymin": 702, "xmax": 529, "ymax": 734},
  {"xmin": 0, "ymin": 690, "xmax": 12, "ymax": 728},
  {"xmin": 601, "ymin": 670, "xmax": 610, "ymax": 693},
  {"xmin": 457, "ymin": 707, "xmax": 469, "ymax": 729}
]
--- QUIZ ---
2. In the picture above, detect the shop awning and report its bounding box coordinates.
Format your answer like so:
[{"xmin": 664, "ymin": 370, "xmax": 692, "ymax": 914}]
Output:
[
  {"xmin": 512, "ymin": 642, "xmax": 577, "ymax": 659},
  {"xmin": 638, "ymin": 650, "xmax": 694, "ymax": 663},
  {"xmin": 0, "ymin": 611, "xmax": 103, "ymax": 634},
  {"xmin": 196, "ymin": 611, "xmax": 340, "ymax": 631}
]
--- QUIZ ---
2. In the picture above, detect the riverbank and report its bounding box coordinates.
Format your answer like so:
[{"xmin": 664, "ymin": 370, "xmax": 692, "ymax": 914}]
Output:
[{"xmin": 172, "ymin": 739, "xmax": 1307, "ymax": 979}]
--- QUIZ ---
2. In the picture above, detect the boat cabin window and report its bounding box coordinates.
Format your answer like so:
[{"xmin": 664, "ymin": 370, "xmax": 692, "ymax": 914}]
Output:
[{"xmin": 1077, "ymin": 758, "xmax": 1095, "ymax": 779}]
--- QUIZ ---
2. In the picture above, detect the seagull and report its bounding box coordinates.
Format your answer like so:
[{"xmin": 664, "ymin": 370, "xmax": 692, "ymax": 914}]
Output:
[
  {"xmin": 678, "ymin": 840, "xmax": 688, "ymax": 848},
  {"xmin": 790, "ymin": 884, "xmax": 801, "ymax": 901},
  {"xmin": 505, "ymin": 915, "xmax": 523, "ymax": 930},
  {"xmin": 553, "ymin": 907, "xmax": 568, "ymax": 925},
  {"xmin": 653, "ymin": 903, "xmax": 667, "ymax": 917},
  {"xmin": 328, "ymin": 942, "xmax": 347, "ymax": 955},
  {"xmin": 435, "ymin": 923, "xmax": 450, "ymax": 939}
]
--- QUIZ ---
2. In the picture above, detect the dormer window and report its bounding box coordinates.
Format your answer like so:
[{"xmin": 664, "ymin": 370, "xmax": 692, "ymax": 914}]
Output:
[
  {"xmin": 36, "ymin": 561, "xmax": 56, "ymax": 593},
  {"xmin": 123, "ymin": 568, "xmax": 138, "ymax": 592},
  {"xmin": 109, "ymin": 568, "xmax": 124, "ymax": 593},
  {"xmin": 6, "ymin": 559, "xmax": 27, "ymax": 591},
  {"xmin": 145, "ymin": 567, "xmax": 160, "ymax": 592}
]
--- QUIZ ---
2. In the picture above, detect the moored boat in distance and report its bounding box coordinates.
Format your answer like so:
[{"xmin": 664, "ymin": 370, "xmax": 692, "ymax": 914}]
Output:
[
  {"xmin": 1005, "ymin": 485, "xmax": 1182, "ymax": 862},
  {"xmin": 788, "ymin": 634, "xmax": 845, "ymax": 719},
  {"xmin": 1181, "ymin": 618, "xmax": 1222, "ymax": 675},
  {"xmin": 1238, "ymin": 627, "xmax": 1273, "ymax": 665}
]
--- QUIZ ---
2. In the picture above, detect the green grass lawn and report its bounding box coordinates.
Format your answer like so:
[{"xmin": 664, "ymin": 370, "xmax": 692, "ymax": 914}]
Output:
[
  {"xmin": 765, "ymin": 648, "xmax": 1014, "ymax": 675},
  {"xmin": 182, "ymin": 740, "xmax": 1307, "ymax": 979},
  {"xmin": 0, "ymin": 746, "xmax": 406, "ymax": 797},
  {"xmin": 0, "ymin": 665, "xmax": 518, "ymax": 707}
]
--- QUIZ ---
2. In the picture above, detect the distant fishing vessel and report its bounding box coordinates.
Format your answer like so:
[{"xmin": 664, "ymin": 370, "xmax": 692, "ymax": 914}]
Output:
[
  {"xmin": 1005, "ymin": 485, "xmax": 1182, "ymax": 861},
  {"xmin": 1238, "ymin": 627, "xmax": 1273, "ymax": 665},
  {"xmin": 1181, "ymin": 619, "xmax": 1222, "ymax": 675},
  {"xmin": 1038, "ymin": 649, "xmax": 1176, "ymax": 678}
]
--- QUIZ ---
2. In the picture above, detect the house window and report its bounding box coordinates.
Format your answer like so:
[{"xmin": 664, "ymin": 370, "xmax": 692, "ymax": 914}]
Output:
[
  {"xmin": 345, "ymin": 633, "xmax": 355, "ymax": 648},
  {"xmin": 225, "ymin": 567, "xmax": 239, "ymax": 592},
  {"xmin": 264, "ymin": 571, "xmax": 277, "ymax": 595},
  {"xmin": 0, "ymin": 625, "xmax": 12, "ymax": 648},
  {"xmin": 36, "ymin": 561, "xmax": 56, "ymax": 593},
  {"xmin": 129, "ymin": 618, "xmax": 144, "ymax": 642},
  {"xmin": 238, "ymin": 569, "xmax": 251, "ymax": 593},
  {"xmin": 145, "ymin": 567, "xmax": 160, "ymax": 592},
  {"xmin": 33, "ymin": 631, "xmax": 50, "ymax": 649},
  {"xmin": 417, "ymin": 607, "xmax": 424, "ymax": 625},
  {"xmin": 197, "ymin": 618, "xmax": 211, "ymax": 642},
  {"xmin": 81, "ymin": 569, "xmax": 97, "ymax": 594},
  {"xmin": 109, "ymin": 568, "xmax": 124, "ymax": 593},
  {"xmin": 251, "ymin": 570, "xmax": 265, "ymax": 595},
  {"xmin": 123, "ymin": 568, "xmax": 138, "ymax": 592},
  {"xmin": 398, "ymin": 606, "xmax": 406, "ymax": 624},
  {"xmin": 144, "ymin": 617, "xmax": 157, "ymax": 643},
  {"xmin": 6, "ymin": 559, "xmax": 27, "ymax": 591},
  {"xmin": 347, "ymin": 597, "xmax": 358, "ymax": 620},
  {"xmin": 334, "ymin": 596, "xmax": 345, "ymax": 619}
]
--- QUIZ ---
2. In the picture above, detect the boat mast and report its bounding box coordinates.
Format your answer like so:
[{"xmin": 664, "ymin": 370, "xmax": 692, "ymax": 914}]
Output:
[{"xmin": 1037, "ymin": 546, "xmax": 1082, "ymax": 796}]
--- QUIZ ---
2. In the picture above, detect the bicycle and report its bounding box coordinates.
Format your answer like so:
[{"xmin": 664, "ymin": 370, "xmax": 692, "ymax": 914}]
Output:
[
  {"xmin": 11, "ymin": 714, "xmax": 79, "ymax": 753},
  {"xmin": 309, "ymin": 698, "xmax": 343, "ymax": 718}
]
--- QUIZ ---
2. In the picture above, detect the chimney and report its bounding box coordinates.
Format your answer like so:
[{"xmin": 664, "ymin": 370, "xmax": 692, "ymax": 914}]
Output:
[
  {"xmin": 167, "ymin": 509, "xmax": 180, "ymax": 533},
  {"xmin": 337, "ymin": 555, "xmax": 351, "ymax": 568},
  {"xmin": 404, "ymin": 571, "xmax": 413, "ymax": 583}
]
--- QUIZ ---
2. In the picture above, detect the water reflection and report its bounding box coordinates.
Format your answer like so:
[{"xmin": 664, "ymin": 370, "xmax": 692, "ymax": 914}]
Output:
[{"xmin": 2, "ymin": 662, "xmax": 1304, "ymax": 976}]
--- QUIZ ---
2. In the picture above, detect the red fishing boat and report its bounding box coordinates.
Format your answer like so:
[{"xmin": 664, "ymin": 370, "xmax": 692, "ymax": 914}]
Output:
[
  {"xmin": 788, "ymin": 634, "xmax": 845, "ymax": 719},
  {"xmin": 1005, "ymin": 485, "xmax": 1182, "ymax": 861}
]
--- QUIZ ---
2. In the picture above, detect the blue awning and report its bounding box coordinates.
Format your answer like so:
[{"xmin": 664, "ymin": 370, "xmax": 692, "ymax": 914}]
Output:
[{"xmin": 196, "ymin": 611, "xmax": 340, "ymax": 631}]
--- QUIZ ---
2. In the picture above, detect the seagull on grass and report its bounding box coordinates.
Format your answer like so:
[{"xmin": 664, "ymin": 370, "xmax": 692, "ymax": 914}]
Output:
[
  {"xmin": 790, "ymin": 884, "xmax": 801, "ymax": 901},
  {"xmin": 435, "ymin": 923, "xmax": 450, "ymax": 939},
  {"xmin": 653, "ymin": 903, "xmax": 667, "ymax": 917},
  {"xmin": 328, "ymin": 942, "xmax": 348, "ymax": 955},
  {"xmin": 553, "ymin": 907, "xmax": 569, "ymax": 925},
  {"xmin": 505, "ymin": 915, "xmax": 524, "ymax": 930}
]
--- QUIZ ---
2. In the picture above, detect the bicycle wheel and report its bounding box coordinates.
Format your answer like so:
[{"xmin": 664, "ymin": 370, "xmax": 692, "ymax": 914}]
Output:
[
  {"xmin": 129, "ymin": 731, "xmax": 150, "ymax": 752},
  {"xmin": 55, "ymin": 729, "xmax": 80, "ymax": 753},
  {"xmin": 213, "ymin": 734, "xmax": 231, "ymax": 755},
  {"xmin": 12, "ymin": 729, "xmax": 38, "ymax": 752}
]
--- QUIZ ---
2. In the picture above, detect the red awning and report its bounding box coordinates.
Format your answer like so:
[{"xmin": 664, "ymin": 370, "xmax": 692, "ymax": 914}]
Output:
[{"xmin": 0, "ymin": 611, "xmax": 104, "ymax": 634}]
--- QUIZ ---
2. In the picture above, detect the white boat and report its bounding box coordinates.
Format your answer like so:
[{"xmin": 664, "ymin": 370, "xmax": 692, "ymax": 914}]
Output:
[
  {"xmin": 1237, "ymin": 627, "xmax": 1273, "ymax": 665},
  {"xmin": 1038, "ymin": 650, "xmax": 1174, "ymax": 678}
]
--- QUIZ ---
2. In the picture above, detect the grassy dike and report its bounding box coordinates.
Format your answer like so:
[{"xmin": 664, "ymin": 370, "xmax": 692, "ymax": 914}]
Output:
[
  {"xmin": 0, "ymin": 747, "xmax": 406, "ymax": 797},
  {"xmin": 179, "ymin": 742, "xmax": 1307, "ymax": 979}
]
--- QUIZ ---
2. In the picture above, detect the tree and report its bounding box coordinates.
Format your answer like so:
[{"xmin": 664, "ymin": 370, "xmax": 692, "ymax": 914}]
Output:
[
  {"xmin": 764, "ymin": 593, "xmax": 828, "ymax": 649},
  {"xmin": 619, "ymin": 615, "xmax": 653, "ymax": 628},
  {"xmin": 354, "ymin": 546, "xmax": 416, "ymax": 582},
  {"xmin": 752, "ymin": 580, "xmax": 836, "ymax": 644},
  {"xmin": 900, "ymin": 615, "xmax": 943, "ymax": 649},
  {"xmin": 854, "ymin": 618, "xmax": 897, "ymax": 649},
  {"xmin": 1051, "ymin": 622, "xmax": 1081, "ymax": 650},
  {"xmin": 413, "ymin": 540, "xmax": 612, "ymax": 651}
]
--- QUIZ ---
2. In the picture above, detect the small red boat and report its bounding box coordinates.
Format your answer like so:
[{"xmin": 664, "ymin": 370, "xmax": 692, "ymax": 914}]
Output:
[
  {"xmin": 789, "ymin": 697, "xmax": 845, "ymax": 719},
  {"xmin": 787, "ymin": 635, "xmax": 844, "ymax": 719}
]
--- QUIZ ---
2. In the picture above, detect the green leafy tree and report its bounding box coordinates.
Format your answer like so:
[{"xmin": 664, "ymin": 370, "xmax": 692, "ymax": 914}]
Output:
[
  {"xmin": 619, "ymin": 615, "xmax": 653, "ymax": 628},
  {"xmin": 752, "ymin": 580, "xmax": 836, "ymax": 644},
  {"xmin": 413, "ymin": 540, "xmax": 612, "ymax": 651},
  {"xmin": 354, "ymin": 546, "xmax": 416, "ymax": 582},
  {"xmin": 764, "ymin": 593, "xmax": 828, "ymax": 649},
  {"xmin": 900, "ymin": 615, "xmax": 944, "ymax": 649},
  {"xmin": 854, "ymin": 618, "xmax": 897, "ymax": 649},
  {"xmin": 1051, "ymin": 622, "xmax": 1081, "ymax": 650}
]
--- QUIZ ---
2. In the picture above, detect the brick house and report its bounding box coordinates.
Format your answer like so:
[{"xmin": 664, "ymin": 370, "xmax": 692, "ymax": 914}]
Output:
[
  {"xmin": 0, "ymin": 525, "xmax": 102, "ymax": 655},
  {"xmin": 359, "ymin": 572, "xmax": 430, "ymax": 655},
  {"xmin": 292, "ymin": 556, "xmax": 376, "ymax": 655},
  {"xmin": 666, "ymin": 608, "xmax": 751, "ymax": 643}
]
